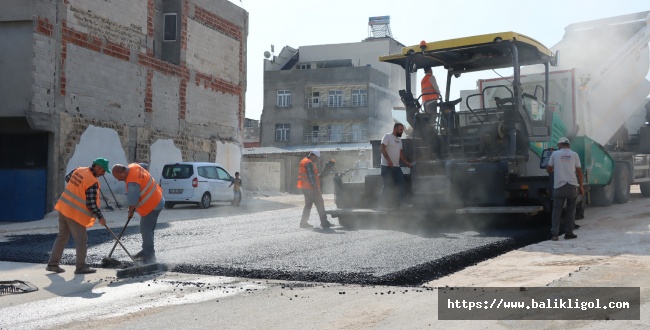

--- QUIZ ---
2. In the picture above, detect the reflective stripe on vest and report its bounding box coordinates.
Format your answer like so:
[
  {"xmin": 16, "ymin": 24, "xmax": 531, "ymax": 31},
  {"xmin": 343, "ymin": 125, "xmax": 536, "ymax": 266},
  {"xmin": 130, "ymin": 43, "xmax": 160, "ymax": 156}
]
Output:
[
  {"xmin": 54, "ymin": 167, "xmax": 100, "ymax": 228},
  {"xmin": 297, "ymin": 157, "xmax": 320, "ymax": 190},
  {"xmin": 136, "ymin": 175, "xmax": 156, "ymax": 208},
  {"xmin": 421, "ymin": 73, "xmax": 440, "ymax": 103},
  {"xmin": 126, "ymin": 163, "xmax": 163, "ymax": 216},
  {"xmin": 59, "ymin": 188, "xmax": 94, "ymax": 218}
]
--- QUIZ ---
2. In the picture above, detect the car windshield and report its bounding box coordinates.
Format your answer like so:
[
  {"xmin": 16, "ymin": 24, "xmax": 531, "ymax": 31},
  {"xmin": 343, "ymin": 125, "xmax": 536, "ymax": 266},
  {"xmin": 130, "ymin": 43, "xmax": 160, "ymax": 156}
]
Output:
[{"xmin": 162, "ymin": 164, "xmax": 194, "ymax": 179}]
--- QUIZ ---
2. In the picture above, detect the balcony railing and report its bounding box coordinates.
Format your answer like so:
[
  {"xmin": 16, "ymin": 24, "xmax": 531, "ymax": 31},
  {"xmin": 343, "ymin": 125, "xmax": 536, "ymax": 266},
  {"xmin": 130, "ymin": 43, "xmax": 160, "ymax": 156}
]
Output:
[
  {"xmin": 304, "ymin": 131, "xmax": 367, "ymax": 143},
  {"xmin": 305, "ymin": 97, "xmax": 367, "ymax": 108}
]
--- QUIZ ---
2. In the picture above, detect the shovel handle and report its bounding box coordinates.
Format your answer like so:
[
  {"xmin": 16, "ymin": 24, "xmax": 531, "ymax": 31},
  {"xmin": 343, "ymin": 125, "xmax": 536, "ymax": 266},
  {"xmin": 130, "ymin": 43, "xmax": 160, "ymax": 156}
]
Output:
[
  {"xmin": 104, "ymin": 225, "xmax": 136, "ymax": 262},
  {"xmin": 106, "ymin": 216, "xmax": 133, "ymax": 258}
]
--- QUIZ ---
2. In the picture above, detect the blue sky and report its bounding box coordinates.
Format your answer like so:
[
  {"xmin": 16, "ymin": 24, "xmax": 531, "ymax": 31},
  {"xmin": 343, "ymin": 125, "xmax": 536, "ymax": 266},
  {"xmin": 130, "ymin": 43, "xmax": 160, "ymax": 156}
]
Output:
[{"xmin": 229, "ymin": 1, "xmax": 649, "ymax": 120}]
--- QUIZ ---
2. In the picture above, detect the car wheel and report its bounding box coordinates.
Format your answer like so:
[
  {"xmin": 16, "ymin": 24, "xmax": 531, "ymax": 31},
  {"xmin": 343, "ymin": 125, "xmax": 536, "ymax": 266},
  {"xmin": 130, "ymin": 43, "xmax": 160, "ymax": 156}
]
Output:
[
  {"xmin": 164, "ymin": 202, "xmax": 175, "ymax": 209},
  {"xmin": 198, "ymin": 193, "xmax": 211, "ymax": 209}
]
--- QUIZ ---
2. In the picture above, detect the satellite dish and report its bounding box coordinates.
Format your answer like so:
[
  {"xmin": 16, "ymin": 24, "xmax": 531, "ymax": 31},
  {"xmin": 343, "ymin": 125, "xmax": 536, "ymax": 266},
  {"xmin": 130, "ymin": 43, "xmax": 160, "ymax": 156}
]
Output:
[{"xmin": 264, "ymin": 51, "xmax": 271, "ymax": 59}]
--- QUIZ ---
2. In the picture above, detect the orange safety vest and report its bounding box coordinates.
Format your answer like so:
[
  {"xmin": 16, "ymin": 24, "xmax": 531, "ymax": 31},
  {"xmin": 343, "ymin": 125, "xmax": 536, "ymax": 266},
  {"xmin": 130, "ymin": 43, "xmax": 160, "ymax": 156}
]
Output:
[
  {"xmin": 297, "ymin": 157, "xmax": 320, "ymax": 190},
  {"xmin": 54, "ymin": 167, "xmax": 100, "ymax": 228},
  {"xmin": 125, "ymin": 163, "xmax": 163, "ymax": 216},
  {"xmin": 421, "ymin": 73, "xmax": 440, "ymax": 103}
]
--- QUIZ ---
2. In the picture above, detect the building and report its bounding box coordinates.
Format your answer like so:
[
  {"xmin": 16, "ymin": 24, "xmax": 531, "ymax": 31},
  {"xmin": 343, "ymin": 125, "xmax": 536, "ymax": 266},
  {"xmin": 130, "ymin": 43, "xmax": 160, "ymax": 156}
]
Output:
[
  {"xmin": 259, "ymin": 37, "xmax": 413, "ymax": 147},
  {"xmin": 0, "ymin": 0, "xmax": 247, "ymax": 221},
  {"xmin": 243, "ymin": 118, "xmax": 260, "ymax": 148}
]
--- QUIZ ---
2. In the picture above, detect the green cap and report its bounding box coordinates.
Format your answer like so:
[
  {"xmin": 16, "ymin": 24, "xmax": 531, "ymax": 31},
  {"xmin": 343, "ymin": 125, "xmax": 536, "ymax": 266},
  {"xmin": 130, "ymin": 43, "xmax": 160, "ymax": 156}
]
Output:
[{"xmin": 92, "ymin": 157, "xmax": 111, "ymax": 173}]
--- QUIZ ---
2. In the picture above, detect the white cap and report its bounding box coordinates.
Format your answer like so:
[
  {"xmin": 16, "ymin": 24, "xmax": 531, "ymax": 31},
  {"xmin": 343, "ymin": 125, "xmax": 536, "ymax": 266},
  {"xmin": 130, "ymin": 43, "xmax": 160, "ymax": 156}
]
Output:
[
  {"xmin": 558, "ymin": 137, "xmax": 570, "ymax": 145},
  {"xmin": 310, "ymin": 150, "xmax": 321, "ymax": 158}
]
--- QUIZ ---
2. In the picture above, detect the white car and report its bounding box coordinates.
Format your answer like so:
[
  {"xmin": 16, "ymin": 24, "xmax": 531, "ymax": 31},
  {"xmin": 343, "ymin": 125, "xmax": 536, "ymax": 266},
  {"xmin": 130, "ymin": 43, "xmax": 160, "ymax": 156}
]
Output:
[{"xmin": 159, "ymin": 162, "xmax": 235, "ymax": 209}]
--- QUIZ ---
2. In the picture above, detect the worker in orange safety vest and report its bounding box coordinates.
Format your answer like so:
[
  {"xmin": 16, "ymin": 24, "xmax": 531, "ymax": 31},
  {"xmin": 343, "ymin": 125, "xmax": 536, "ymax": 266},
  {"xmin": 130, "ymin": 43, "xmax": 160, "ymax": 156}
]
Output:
[
  {"xmin": 47, "ymin": 157, "xmax": 111, "ymax": 275},
  {"xmin": 111, "ymin": 163, "xmax": 164, "ymax": 264},
  {"xmin": 421, "ymin": 66, "xmax": 442, "ymax": 116},
  {"xmin": 297, "ymin": 150, "xmax": 334, "ymax": 229}
]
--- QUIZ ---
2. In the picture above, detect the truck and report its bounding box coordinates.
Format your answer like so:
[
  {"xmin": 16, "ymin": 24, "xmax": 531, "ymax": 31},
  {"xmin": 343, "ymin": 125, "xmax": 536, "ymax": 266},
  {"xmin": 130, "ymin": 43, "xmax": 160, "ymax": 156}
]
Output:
[{"xmin": 326, "ymin": 11, "xmax": 650, "ymax": 228}]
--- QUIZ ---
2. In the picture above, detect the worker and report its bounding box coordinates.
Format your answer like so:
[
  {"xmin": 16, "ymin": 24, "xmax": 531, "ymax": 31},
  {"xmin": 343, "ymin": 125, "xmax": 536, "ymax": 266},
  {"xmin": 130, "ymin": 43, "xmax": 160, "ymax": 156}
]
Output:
[
  {"xmin": 229, "ymin": 171, "xmax": 243, "ymax": 206},
  {"xmin": 350, "ymin": 150, "xmax": 371, "ymax": 183},
  {"xmin": 421, "ymin": 67, "xmax": 442, "ymax": 116},
  {"xmin": 379, "ymin": 123, "xmax": 412, "ymax": 210},
  {"xmin": 546, "ymin": 137, "xmax": 584, "ymax": 241},
  {"xmin": 297, "ymin": 150, "xmax": 334, "ymax": 229},
  {"xmin": 111, "ymin": 163, "xmax": 164, "ymax": 264},
  {"xmin": 46, "ymin": 157, "xmax": 111, "ymax": 274}
]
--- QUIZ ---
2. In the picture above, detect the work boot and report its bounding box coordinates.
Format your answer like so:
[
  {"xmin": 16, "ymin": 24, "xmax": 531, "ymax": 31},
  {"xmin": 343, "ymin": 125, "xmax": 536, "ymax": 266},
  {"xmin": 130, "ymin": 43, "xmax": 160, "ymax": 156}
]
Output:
[
  {"xmin": 142, "ymin": 255, "xmax": 157, "ymax": 264},
  {"xmin": 321, "ymin": 221, "xmax": 333, "ymax": 229},
  {"xmin": 132, "ymin": 251, "xmax": 144, "ymax": 261},
  {"xmin": 551, "ymin": 236, "xmax": 558, "ymax": 241},
  {"xmin": 46, "ymin": 265, "xmax": 65, "ymax": 273},
  {"xmin": 74, "ymin": 267, "xmax": 97, "ymax": 274},
  {"xmin": 564, "ymin": 233, "xmax": 577, "ymax": 239},
  {"xmin": 299, "ymin": 222, "xmax": 313, "ymax": 228}
]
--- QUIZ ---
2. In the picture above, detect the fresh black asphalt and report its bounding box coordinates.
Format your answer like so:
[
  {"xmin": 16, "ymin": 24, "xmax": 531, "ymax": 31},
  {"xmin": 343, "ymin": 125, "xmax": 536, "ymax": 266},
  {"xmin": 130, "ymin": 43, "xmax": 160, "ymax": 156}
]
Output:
[{"xmin": 0, "ymin": 201, "xmax": 549, "ymax": 286}]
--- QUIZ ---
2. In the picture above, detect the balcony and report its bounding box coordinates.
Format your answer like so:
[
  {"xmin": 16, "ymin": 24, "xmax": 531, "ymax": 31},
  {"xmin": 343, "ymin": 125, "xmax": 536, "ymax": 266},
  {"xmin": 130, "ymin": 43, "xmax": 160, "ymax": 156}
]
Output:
[
  {"xmin": 305, "ymin": 97, "xmax": 367, "ymax": 108},
  {"xmin": 304, "ymin": 131, "xmax": 367, "ymax": 143}
]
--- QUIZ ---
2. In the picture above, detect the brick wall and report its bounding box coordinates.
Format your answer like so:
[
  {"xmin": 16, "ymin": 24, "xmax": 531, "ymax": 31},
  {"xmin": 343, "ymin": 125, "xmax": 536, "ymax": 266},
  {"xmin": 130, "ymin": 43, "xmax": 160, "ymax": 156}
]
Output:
[
  {"xmin": 186, "ymin": 19, "xmax": 240, "ymax": 84},
  {"xmin": 65, "ymin": 44, "xmax": 146, "ymax": 124},
  {"xmin": 151, "ymin": 71, "xmax": 181, "ymax": 132},
  {"xmin": 31, "ymin": 31, "xmax": 57, "ymax": 115},
  {"xmin": 30, "ymin": 0, "xmax": 248, "ymax": 209},
  {"xmin": 186, "ymin": 83, "xmax": 239, "ymax": 137}
]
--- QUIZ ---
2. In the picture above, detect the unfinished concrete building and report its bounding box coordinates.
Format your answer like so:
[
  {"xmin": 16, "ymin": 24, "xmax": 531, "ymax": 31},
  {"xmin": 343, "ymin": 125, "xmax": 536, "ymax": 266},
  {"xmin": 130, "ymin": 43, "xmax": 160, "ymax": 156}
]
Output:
[
  {"xmin": 259, "ymin": 36, "xmax": 413, "ymax": 147},
  {"xmin": 0, "ymin": 0, "xmax": 247, "ymax": 221}
]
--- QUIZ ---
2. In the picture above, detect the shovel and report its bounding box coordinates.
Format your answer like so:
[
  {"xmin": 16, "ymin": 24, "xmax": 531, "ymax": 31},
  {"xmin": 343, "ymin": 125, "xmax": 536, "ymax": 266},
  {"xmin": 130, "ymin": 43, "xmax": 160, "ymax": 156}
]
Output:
[
  {"xmin": 100, "ymin": 216, "xmax": 133, "ymax": 268},
  {"xmin": 103, "ymin": 224, "xmax": 137, "ymax": 263}
]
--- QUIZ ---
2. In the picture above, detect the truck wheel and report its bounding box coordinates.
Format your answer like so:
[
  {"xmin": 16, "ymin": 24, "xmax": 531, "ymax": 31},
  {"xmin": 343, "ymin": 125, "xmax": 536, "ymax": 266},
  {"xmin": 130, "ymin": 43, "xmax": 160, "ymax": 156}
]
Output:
[
  {"xmin": 613, "ymin": 163, "xmax": 630, "ymax": 204},
  {"xmin": 640, "ymin": 182, "xmax": 650, "ymax": 197},
  {"xmin": 164, "ymin": 202, "xmax": 175, "ymax": 209},
  {"xmin": 590, "ymin": 184, "xmax": 614, "ymax": 207}
]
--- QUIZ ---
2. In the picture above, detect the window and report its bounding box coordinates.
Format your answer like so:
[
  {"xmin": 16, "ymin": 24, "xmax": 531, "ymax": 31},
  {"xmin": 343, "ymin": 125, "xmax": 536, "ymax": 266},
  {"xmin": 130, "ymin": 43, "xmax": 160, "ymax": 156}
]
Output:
[
  {"xmin": 216, "ymin": 167, "xmax": 231, "ymax": 181},
  {"xmin": 162, "ymin": 164, "xmax": 193, "ymax": 179},
  {"xmin": 311, "ymin": 125, "xmax": 320, "ymax": 143},
  {"xmin": 198, "ymin": 166, "xmax": 218, "ymax": 179},
  {"xmin": 296, "ymin": 64, "xmax": 311, "ymax": 70},
  {"xmin": 311, "ymin": 92, "xmax": 320, "ymax": 107},
  {"xmin": 163, "ymin": 13, "xmax": 177, "ymax": 42},
  {"xmin": 351, "ymin": 124, "xmax": 364, "ymax": 141},
  {"xmin": 328, "ymin": 124, "xmax": 343, "ymax": 142},
  {"xmin": 277, "ymin": 90, "xmax": 291, "ymax": 107},
  {"xmin": 275, "ymin": 124, "xmax": 290, "ymax": 141},
  {"xmin": 328, "ymin": 90, "xmax": 343, "ymax": 107},
  {"xmin": 352, "ymin": 89, "xmax": 367, "ymax": 107}
]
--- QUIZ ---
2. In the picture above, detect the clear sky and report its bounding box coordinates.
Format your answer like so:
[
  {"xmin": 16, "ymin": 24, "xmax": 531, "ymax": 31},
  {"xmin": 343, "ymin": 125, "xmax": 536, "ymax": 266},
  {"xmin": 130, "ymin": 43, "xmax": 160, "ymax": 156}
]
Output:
[{"xmin": 228, "ymin": 0, "xmax": 649, "ymax": 120}]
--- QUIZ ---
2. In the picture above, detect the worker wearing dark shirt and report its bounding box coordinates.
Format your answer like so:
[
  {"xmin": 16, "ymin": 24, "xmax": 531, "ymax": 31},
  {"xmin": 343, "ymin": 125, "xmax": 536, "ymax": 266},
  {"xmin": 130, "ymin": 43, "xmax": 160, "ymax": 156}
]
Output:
[{"xmin": 47, "ymin": 158, "xmax": 111, "ymax": 274}]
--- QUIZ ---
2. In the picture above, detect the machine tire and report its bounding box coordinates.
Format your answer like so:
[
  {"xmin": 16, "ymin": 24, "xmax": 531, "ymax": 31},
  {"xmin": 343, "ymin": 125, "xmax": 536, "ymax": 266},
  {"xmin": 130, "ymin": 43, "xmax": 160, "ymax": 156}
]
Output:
[
  {"xmin": 198, "ymin": 193, "xmax": 211, "ymax": 209},
  {"xmin": 337, "ymin": 216, "xmax": 356, "ymax": 229},
  {"xmin": 590, "ymin": 183, "xmax": 614, "ymax": 207},
  {"xmin": 640, "ymin": 182, "xmax": 650, "ymax": 197},
  {"xmin": 164, "ymin": 202, "xmax": 175, "ymax": 209},
  {"xmin": 613, "ymin": 163, "xmax": 631, "ymax": 204}
]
